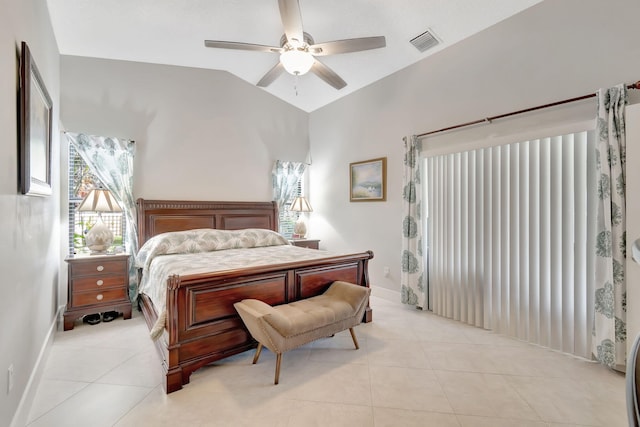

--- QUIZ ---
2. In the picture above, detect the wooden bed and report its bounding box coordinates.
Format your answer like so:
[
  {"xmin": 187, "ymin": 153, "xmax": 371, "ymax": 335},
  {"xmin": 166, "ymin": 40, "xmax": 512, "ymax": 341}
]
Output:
[{"xmin": 136, "ymin": 198, "xmax": 374, "ymax": 393}]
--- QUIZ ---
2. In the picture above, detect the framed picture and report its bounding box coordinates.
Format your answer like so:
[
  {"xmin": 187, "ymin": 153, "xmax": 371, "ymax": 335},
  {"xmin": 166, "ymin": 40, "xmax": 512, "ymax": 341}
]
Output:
[
  {"xmin": 19, "ymin": 41, "xmax": 53, "ymax": 196},
  {"xmin": 349, "ymin": 157, "xmax": 387, "ymax": 202}
]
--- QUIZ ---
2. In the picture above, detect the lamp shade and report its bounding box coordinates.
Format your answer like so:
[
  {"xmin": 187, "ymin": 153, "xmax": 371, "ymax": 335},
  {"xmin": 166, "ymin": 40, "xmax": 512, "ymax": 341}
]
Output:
[
  {"xmin": 290, "ymin": 196, "xmax": 313, "ymax": 213},
  {"xmin": 280, "ymin": 49, "xmax": 314, "ymax": 76},
  {"xmin": 78, "ymin": 189, "xmax": 122, "ymax": 213}
]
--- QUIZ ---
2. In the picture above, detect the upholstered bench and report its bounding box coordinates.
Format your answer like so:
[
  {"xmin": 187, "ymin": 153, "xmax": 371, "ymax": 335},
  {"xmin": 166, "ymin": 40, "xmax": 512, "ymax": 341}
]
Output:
[{"xmin": 234, "ymin": 281, "xmax": 371, "ymax": 384}]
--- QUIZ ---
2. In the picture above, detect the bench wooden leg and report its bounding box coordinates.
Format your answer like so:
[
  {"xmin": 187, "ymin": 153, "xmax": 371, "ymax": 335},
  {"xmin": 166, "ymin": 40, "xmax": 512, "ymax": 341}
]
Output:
[
  {"xmin": 349, "ymin": 327, "xmax": 360, "ymax": 350},
  {"xmin": 274, "ymin": 353, "xmax": 282, "ymax": 385},
  {"xmin": 253, "ymin": 343, "xmax": 263, "ymax": 364}
]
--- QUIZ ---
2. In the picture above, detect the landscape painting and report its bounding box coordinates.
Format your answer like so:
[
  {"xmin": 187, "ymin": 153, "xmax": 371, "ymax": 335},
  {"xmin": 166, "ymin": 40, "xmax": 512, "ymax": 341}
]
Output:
[{"xmin": 350, "ymin": 157, "xmax": 386, "ymax": 202}]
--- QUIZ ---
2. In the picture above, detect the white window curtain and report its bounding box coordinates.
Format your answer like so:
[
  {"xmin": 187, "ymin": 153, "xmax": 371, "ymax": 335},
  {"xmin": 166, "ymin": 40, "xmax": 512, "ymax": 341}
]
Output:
[
  {"xmin": 425, "ymin": 131, "xmax": 597, "ymax": 358},
  {"xmin": 592, "ymin": 84, "xmax": 628, "ymax": 369},
  {"xmin": 401, "ymin": 136, "xmax": 426, "ymax": 307}
]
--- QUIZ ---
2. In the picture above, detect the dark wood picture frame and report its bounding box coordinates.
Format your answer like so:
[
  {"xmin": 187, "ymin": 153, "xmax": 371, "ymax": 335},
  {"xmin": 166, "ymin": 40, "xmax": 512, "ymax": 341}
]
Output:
[
  {"xmin": 349, "ymin": 157, "xmax": 387, "ymax": 202},
  {"xmin": 19, "ymin": 41, "xmax": 53, "ymax": 196}
]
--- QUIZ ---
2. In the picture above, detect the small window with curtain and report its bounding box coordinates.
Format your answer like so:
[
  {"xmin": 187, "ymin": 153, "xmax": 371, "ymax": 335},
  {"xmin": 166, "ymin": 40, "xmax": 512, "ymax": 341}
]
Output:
[
  {"xmin": 279, "ymin": 178, "xmax": 303, "ymax": 238},
  {"xmin": 68, "ymin": 143, "xmax": 125, "ymax": 254}
]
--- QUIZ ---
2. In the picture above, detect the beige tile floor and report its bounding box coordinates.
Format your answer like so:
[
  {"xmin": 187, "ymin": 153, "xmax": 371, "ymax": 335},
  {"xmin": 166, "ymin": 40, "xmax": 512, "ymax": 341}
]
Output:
[{"xmin": 26, "ymin": 296, "xmax": 627, "ymax": 427}]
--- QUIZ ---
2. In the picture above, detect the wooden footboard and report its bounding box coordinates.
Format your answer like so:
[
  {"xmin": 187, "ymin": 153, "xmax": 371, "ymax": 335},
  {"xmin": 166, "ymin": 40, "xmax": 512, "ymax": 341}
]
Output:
[{"xmin": 143, "ymin": 250, "xmax": 373, "ymax": 394}]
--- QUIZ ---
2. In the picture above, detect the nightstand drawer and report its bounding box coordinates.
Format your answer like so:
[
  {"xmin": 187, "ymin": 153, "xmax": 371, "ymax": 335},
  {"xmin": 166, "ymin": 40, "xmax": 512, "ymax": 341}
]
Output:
[
  {"xmin": 72, "ymin": 276, "xmax": 125, "ymax": 292},
  {"xmin": 71, "ymin": 259, "xmax": 127, "ymax": 277},
  {"xmin": 72, "ymin": 288, "xmax": 128, "ymax": 307}
]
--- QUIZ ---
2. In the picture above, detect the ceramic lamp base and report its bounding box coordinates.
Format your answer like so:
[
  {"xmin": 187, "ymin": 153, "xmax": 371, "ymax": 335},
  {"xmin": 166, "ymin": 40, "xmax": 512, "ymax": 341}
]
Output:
[
  {"xmin": 85, "ymin": 216, "xmax": 114, "ymax": 254},
  {"xmin": 294, "ymin": 219, "xmax": 307, "ymax": 239}
]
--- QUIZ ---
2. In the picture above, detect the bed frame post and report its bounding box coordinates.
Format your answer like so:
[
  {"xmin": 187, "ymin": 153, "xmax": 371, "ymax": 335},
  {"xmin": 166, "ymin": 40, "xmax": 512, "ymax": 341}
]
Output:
[
  {"xmin": 166, "ymin": 274, "xmax": 180, "ymax": 345},
  {"xmin": 362, "ymin": 251, "xmax": 373, "ymax": 323},
  {"xmin": 166, "ymin": 274, "xmax": 183, "ymax": 393},
  {"xmin": 136, "ymin": 198, "xmax": 146, "ymax": 246}
]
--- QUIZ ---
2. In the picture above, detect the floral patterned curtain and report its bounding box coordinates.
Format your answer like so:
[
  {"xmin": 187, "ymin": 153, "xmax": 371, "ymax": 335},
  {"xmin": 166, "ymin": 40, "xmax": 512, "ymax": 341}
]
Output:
[
  {"xmin": 66, "ymin": 133, "xmax": 138, "ymax": 301},
  {"xmin": 272, "ymin": 160, "xmax": 306, "ymax": 232},
  {"xmin": 593, "ymin": 85, "xmax": 627, "ymax": 369},
  {"xmin": 401, "ymin": 135, "xmax": 426, "ymax": 308}
]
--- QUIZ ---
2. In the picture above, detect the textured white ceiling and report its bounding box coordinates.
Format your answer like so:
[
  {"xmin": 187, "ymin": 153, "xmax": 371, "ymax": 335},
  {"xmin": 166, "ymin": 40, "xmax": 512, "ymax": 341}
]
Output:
[{"xmin": 47, "ymin": 0, "xmax": 542, "ymax": 112}]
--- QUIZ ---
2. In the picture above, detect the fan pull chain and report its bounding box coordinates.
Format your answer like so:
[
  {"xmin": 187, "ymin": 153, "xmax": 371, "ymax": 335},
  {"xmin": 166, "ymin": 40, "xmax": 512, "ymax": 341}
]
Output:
[{"xmin": 294, "ymin": 73, "xmax": 299, "ymax": 96}]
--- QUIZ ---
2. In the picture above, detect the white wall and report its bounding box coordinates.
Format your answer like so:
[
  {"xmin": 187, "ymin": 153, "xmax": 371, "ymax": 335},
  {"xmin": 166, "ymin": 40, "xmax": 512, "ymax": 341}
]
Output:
[
  {"xmin": 0, "ymin": 1, "xmax": 60, "ymax": 426},
  {"xmin": 60, "ymin": 57, "xmax": 310, "ymax": 201},
  {"xmin": 308, "ymin": 0, "xmax": 640, "ymax": 295}
]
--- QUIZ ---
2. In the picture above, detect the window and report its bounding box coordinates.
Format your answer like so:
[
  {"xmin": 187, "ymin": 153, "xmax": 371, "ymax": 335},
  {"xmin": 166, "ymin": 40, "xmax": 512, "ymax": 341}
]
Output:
[
  {"xmin": 278, "ymin": 177, "xmax": 303, "ymax": 238},
  {"xmin": 68, "ymin": 143, "xmax": 125, "ymax": 254}
]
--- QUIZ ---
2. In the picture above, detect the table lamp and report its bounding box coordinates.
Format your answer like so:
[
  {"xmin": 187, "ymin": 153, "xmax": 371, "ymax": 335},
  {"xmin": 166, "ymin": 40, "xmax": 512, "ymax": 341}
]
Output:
[
  {"xmin": 78, "ymin": 188, "xmax": 122, "ymax": 254},
  {"xmin": 290, "ymin": 196, "xmax": 313, "ymax": 239}
]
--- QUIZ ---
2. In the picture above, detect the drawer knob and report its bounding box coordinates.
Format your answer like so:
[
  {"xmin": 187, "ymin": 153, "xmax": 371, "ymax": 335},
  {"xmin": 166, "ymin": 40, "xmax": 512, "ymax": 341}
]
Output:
[
  {"xmin": 96, "ymin": 294, "xmax": 104, "ymax": 301},
  {"xmin": 96, "ymin": 280, "xmax": 104, "ymax": 286},
  {"xmin": 96, "ymin": 265, "xmax": 104, "ymax": 272}
]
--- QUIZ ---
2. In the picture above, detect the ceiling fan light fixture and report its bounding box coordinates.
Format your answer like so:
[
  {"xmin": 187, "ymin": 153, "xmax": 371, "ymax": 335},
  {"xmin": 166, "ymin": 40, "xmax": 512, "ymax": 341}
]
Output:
[
  {"xmin": 280, "ymin": 48, "xmax": 314, "ymax": 76},
  {"xmin": 203, "ymin": 1, "xmax": 386, "ymax": 89}
]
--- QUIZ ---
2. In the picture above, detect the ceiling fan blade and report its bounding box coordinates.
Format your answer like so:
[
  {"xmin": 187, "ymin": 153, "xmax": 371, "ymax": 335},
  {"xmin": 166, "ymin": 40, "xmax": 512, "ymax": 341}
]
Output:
[
  {"xmin": 278, "ymin": 0, "xmax": 304, "ymax": 43},
  {"xmin": 310, "ymin": 59, "xmax": 347, "ymax": 90},
  {"xmin": 257, "ymin": 62, "xmax": 285, "ymax": 87},
  {"xmin": 309, "ymin": 36, "xmax": 386, "ymax": 56},
  {"xmin": 204, "ymin": 40, "xmax": 282, "ymax": 53}
]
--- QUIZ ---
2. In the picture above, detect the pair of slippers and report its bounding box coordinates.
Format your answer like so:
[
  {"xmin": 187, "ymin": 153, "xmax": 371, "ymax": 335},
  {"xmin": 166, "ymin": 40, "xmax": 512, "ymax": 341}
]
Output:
[{"xmin": 83, "ymin": 311, "xmax": 119, "ymax": 325}]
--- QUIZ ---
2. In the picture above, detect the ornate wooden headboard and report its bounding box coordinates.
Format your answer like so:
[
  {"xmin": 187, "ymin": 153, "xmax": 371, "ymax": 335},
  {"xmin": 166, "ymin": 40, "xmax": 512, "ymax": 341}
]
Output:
[{"xmin": 136, "ymin": 199, "xmax": 279, "ymax": 246}]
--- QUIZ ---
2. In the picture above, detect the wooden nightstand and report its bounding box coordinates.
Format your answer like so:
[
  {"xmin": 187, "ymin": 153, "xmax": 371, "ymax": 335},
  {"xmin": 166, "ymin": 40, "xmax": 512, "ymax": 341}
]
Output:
[
  {"xmin": 63, "ymin": 253, "xmax": 132, "ymax": 331},
  {"xmin": 289, "ymin": 239, "xmax": 320, "ymax": 249}
]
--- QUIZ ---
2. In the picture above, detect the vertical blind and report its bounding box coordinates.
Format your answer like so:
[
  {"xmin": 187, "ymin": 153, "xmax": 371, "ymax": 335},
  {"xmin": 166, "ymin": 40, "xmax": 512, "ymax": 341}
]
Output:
[{"xmin": 426, "ymin": 130, "xmax": 596, "ymax": 358}]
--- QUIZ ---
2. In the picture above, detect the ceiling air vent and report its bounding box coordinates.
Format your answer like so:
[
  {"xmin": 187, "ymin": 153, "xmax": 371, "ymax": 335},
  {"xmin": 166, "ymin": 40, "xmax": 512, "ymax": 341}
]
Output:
[{"xmin": 410, "ymin": 29, "xmax": 440, "ymax": 53}]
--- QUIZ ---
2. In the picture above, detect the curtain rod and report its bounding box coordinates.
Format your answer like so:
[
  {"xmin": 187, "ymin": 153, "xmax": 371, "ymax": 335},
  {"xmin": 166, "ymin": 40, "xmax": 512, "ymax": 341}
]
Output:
[{"xmin": 416, "ymin": 81, "xmax": 640, "ymax": 139}]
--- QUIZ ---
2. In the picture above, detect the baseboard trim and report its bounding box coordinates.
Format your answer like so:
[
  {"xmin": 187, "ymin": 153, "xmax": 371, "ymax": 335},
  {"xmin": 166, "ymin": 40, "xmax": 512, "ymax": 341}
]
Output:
[
  {"xmin": 370, "ymin": 285, "xmax": 400, "ymax": 302},
  {"xmin": 10, "ymin": 304, "xmax": 65, "ymax": 427}
]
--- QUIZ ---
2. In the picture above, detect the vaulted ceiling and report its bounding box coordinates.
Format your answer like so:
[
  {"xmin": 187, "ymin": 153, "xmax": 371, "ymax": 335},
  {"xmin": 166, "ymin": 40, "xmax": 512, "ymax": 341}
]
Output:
[{"xmin": 47, "ymin": 0, "xmax": 542, "ymax": 112}]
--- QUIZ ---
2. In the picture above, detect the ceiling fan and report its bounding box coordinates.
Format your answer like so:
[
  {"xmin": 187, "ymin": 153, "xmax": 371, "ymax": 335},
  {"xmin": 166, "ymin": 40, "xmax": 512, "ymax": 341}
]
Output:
[{"xmin": 204, "ymin": 0, "xmax": 386, "ymax": 90}]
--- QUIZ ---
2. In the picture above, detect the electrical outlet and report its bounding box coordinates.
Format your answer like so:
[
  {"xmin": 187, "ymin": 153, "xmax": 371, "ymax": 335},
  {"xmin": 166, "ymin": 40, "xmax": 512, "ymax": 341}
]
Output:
[
  {"xmin": 383, "ymin": 266, "xmax": 390, "ymax": 277},
  {"xmin": 7, "ymin": 364, "xmax": 14, "ymax": 394}
]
